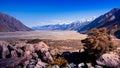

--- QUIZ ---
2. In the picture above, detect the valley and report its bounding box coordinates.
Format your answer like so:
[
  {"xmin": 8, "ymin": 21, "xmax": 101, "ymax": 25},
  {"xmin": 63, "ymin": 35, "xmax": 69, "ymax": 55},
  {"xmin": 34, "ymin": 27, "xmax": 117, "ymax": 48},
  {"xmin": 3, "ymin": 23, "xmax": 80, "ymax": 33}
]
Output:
[{"xmin": 0, "ymin": 30, "xmax": 87, "ymax": 40}]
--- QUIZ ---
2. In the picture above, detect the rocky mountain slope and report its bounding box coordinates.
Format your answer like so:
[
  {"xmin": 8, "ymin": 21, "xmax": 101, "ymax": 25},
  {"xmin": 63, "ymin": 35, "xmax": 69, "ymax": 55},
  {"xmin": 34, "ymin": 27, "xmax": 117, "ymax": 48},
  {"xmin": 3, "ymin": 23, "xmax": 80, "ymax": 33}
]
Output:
[
  {"xmin": 0, "ymin": 12, "xmax": 31, "ymax": 32},
  {"xmin": 78, "ymin": 8, "xmax": 120, "ymax": 33}
]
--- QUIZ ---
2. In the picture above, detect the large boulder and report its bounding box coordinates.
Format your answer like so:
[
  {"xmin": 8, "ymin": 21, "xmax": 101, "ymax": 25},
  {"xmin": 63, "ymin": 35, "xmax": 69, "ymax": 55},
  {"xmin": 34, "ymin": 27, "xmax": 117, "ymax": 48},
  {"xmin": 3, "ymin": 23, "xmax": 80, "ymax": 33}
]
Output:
[
  {"xmin": 34, "ymin": 42, "xmax": 53, "ymax": 63},
  {"xmin": 25, "ymin": 44, "xmax": 35, "ymax": 52},
  {"xmin": 96, "ymin": 52, "xmax": 120, "ymax": 68},
  {"xmin": 0, "ymin": 40, "xmax": 10, "ymax": 59},
  {"xmin": 34, "ymin": 41, "xmax": 50, "ymax": 51},
  {"xmin": 14, "ymin": 41, "xmax": 27, "ymax": 48}
]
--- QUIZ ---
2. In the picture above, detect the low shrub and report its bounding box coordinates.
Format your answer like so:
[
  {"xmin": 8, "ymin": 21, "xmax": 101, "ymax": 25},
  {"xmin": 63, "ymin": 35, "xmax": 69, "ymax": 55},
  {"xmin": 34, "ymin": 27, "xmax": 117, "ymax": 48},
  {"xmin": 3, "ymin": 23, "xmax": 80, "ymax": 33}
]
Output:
[
  {"xmin": 52, "ymin": 57, "xmax": 68, "ymax": 67},
  {"xmin": 27, "ymin": 39, "xmax": 42, "ymax": 44},
  {"xmin": 81, "ymin": 28, "xmax": 116, "ymax": 60}
]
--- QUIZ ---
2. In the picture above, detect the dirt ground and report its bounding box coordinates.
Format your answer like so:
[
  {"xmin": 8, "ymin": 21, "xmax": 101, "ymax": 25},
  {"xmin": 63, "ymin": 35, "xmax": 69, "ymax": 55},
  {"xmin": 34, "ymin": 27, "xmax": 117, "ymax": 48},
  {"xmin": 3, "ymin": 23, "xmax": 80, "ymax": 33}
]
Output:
[
  {"xmin": 0, "ymin": 30, "xmax": 87, "ymax": 40},
  {"xmin": 0, "ymin": 30, "xmax": 87, "ymax": 52}
]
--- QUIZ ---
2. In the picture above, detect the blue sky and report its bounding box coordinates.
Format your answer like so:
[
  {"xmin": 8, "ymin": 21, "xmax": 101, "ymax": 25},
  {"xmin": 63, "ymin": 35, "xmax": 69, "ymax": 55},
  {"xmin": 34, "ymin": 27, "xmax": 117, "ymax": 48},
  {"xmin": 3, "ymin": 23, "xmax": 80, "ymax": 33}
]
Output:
[{"xmin": 0, "ymin": 0, "xmax": 120, "ymax": 27}]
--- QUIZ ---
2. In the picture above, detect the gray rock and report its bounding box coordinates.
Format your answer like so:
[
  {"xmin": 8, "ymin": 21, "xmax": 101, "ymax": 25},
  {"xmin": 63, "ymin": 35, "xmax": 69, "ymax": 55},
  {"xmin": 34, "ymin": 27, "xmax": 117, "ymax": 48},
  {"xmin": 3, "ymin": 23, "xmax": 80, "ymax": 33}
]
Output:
[
  {"xmin": 27, "ymin": 64, "xmax": 35, "ymax": 68},
  {"xmin": 29, "ymin": 59, "xmax": 37, "ymax": 65},
  {"xmin": 25, "ymin": 44, "xmax": 35, "ymax": 52},
  {"xmin": 86, "ymin": 63, "xmax": 94, "ymax": 68},
  {"xmin": 68, "ymin": 63, "xmax": 76, "ymax": 68},
  {"xmin": 0, "ymin": 40, "xmax": 10, "ymax": 59},
  {"xmin": 41, "ymin": 48, "xmax": 54, "ymax": 63},
  {"xmin": 51, "ymin": 65, "xmax": 60, "ymax": 68},
  {"xmin": 34, "ymin": 41, "xmax": 50, "ymax": 51},
  {"xmin": 34, "ymin": 42, "xmax": 53, "ymax": 63},
  {"xmin": 31, "ymin": 53, "xmax": 38, "ymax": 59},
  {"xmin": 0, "ymin": 56, "xmax": 27, "ymax": 68},
  {"xmin": 96, "ymin": 52, "xmax": 120, "ymax": 68},
  {"xmin": 24, "ymin": 60, "xmax": 30, "ymax": 68},
  {"xmin": 11, "ymin": 50, "xmax": 18, "ymax": 58},
  {"xmin": 2, "ymin": 45, "xmax": 9, "ymax": 58},
  {"xmin": 78, "ymin": 63, "xmax": 85, "ymax": 68},
  {"xmin": 95, "ymin": 65, "xmax": 103, "ymax": 68},
  {"xmin": 35, "ymin": 59, "xmax": 47, "ymax": 68}
]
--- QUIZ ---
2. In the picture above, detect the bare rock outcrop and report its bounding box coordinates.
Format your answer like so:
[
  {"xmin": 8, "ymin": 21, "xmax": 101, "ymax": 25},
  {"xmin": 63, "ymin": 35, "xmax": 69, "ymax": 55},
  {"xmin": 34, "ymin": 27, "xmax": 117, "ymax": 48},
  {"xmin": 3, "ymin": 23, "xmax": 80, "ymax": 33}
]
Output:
[
  {"xmin": 34, "ymin": 41, "xmax": 53, "ymax": 63},
  {"xmin": 0, "ymin": 39, "xmax": 53, "ymax": 68}
]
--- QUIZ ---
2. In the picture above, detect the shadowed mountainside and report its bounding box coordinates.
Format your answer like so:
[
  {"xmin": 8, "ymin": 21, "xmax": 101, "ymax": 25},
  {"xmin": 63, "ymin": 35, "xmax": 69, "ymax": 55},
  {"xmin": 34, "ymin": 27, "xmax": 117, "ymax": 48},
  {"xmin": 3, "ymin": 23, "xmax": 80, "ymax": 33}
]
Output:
[{"xmin": 0, "ymin": 12, "xmax": 31, "ymax": 32}]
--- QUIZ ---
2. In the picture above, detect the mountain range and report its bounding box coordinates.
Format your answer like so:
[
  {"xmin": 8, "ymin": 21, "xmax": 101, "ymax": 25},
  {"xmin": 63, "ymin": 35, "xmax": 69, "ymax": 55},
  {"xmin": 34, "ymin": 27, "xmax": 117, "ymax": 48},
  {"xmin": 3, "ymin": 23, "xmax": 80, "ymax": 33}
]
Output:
[
  {"xmin": 33, "ymin": 8, "xmax": 120, "ymax": 34},
  {"xmin": 32, "ymin": 18, "xmax": 95, "ymax": 31},
  {"xmin": 78, "ymin": 8, "xmax": 120, "ymax": 33},
  {"xmin": 0, "ymin": 12, "xmax": 31, "ymax": 32}
]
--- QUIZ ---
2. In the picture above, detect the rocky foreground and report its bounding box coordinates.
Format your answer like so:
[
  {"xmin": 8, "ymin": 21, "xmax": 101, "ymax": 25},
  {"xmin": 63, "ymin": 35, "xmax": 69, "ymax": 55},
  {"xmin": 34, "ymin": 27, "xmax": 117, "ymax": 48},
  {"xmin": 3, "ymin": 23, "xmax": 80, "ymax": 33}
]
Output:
[
  {"xmin": 0, "ymin": 28, "xmax": 120, "ymax": 68},
  {"xmin": 0, "ymin": 38, "xmax": 120, "ymax": 68},
  {"xmin": 0, "ymin": 39, "xmax": 54, "ymax": 68}
]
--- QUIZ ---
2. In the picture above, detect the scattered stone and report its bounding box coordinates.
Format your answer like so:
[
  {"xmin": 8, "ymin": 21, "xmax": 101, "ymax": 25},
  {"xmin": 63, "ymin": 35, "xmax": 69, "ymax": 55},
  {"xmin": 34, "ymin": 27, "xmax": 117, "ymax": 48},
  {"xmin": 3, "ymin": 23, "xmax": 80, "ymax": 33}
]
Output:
[
  {"xmin": 2, "ymin": 45, "xmax": 9, "ymax": 58},
  {"xmin": 50, "ymin": 48, "xmax": 59, "ymax": 57},
  {"xmin": 27, "ymin": 64, "xmax": 35, "ymax": 68},
  {"xmin": 34, "ymin": 41, "xmax": 50, "ymax": 51},
  {"xmin": 25, "ymin": 44, "xmax": 35, "ymax": 52},
  {"xmin": 68, "ymin": 63, "xmax": 76, "ymax": 68},
  {"xmin": 24, "ymin": 60, "xmax": 30, "ymax": 68},
  {"xmin": 24, "ymin": 51, "xmax": 32, "ymax": 60},
  {"xmin": 29, "ymin": 59, "xmax": 37, "ymax": 65},
  {"xmin": 35, "ymin": 59, "xmax": 47, "ymax": 68},
  {"xmin": 14, "ymin": 41, "xmax": 27, "ymax": 48},
  {"xmin": 51, "ymin": 65, "xmax": 60, "ymax": 68},
  {"xmin": 79, "ymin": 48, "xmax": 85, "ymax": 52},
  {"xmin": 95, "ymin": 65, "xmax": 103, "ymax": 68},
  {"xmin": 11, "ymin": 50, "xmax": 18, "ymax": 58},
  {"xmin": 31, "ymin": 53, "xmax": 38, "ymax": 59},
  {"xmin": 86, "ymin": 63, "xmax": 94, "ymax": 68}
]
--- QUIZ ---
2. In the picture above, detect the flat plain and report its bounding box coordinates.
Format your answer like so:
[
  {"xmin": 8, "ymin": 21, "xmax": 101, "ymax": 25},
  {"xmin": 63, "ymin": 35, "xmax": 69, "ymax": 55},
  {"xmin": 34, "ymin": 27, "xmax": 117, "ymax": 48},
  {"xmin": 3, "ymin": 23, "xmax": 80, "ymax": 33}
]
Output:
[{"xmin": 0, "ymin": 30, "xmax": 87, "ymax": 40}]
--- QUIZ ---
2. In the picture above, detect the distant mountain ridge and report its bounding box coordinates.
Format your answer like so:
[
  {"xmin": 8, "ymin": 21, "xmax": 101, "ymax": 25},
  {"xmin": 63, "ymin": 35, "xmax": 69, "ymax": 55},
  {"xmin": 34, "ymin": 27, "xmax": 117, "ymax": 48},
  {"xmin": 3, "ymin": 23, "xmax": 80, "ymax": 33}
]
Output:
[
  {"xmin": 78, "ymin": 8, "xmax": 120, "ymax": 33},
  {"xmin": 0, "ymin": 12, "xmax": 31, "ymax": 32},
  {"xmin": 32, "ymin": 18, "xmax": 96, "ymax": 31}
]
